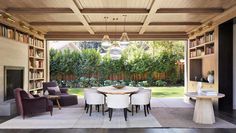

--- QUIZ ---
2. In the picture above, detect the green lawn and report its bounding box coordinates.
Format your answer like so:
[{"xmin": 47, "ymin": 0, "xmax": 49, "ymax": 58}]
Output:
[{"xmin": 68, "ymin": 86, "xmax": 184, "ymax": 98}]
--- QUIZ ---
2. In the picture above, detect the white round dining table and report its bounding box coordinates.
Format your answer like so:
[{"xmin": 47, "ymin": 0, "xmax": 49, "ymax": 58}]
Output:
[{"xmin": 97, "ymin": 86, "xmax": 139, "ymax": 94}]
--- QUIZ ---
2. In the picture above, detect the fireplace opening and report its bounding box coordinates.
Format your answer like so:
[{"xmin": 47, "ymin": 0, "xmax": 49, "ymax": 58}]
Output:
[{"xmin": 4, "ymin": 66, "xmax": 24, "ymax": 101}]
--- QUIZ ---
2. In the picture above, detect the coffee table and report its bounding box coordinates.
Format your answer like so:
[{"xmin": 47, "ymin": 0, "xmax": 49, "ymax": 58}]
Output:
[
  {"xmin": 47, "ymin": 95, "xmax": 61, "ymax": 110},
  {"xmin": 185, "ymin": 92, "xmax": 225, "ymax": 124}
]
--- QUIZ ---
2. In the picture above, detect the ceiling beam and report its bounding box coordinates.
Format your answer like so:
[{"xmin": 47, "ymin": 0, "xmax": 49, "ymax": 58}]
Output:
[
  {"xmin": 80, "ymin": 8, "xmax": 149, "ymax": 15},
  {"xmin": 139, "ymin": 0, "xmax": 159, "ymax": 34},
  {"xmin": 29, "ymin": 22, "xmax": 83, "ymax": 26},
  {"xmin": 70, "ymin": 0, "xmax": 94, "ymax": 34},
  {"xmin": 149, "ymin": 22, "xmax": 202, "ymax": 26},
  {"xmin": 156, "ymin": 8, "xmax": 224, "ymax": 13},
  {"xmin": 45, "ymin": 32, "xmax": 188, "ymax": 40},
  {"xmin": 5, "ymin": 7, "xmax": 74, "ymax": 13}
]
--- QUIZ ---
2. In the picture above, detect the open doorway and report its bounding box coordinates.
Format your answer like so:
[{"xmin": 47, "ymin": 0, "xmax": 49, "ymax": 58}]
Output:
[{"xmin": 48, "ymin": 41, "xmax": 185, "ymax": 98}]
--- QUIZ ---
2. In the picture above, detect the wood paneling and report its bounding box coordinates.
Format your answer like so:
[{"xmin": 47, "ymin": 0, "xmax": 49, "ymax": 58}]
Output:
[
  {"xmin": 30, "ymin": 22, "xmax": 83, "ymax": 26},
  {"xmin": 149, "ymin": 22, "xmax": 201, "ymax": 26},
  {"xmin": 156, "ymin": 8, "xmax": 224, "ymax": 13},
  {"xmin": 80, "ymin": 8, "xmax": 149, "ymax": 14},
  {"xmin": 6, "ymin": 7, "xmax": 74, "ymax": 13}
]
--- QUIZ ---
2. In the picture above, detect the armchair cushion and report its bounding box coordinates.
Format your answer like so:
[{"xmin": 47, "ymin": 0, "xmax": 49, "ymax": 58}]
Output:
[{"xmin": 47, "ymin": 86, "xmax": 61, "ymax": 95}]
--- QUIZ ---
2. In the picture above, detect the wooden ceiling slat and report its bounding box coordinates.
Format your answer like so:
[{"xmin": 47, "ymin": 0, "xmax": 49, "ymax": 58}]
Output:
[
  {"xmin": 149, "ymin": 22, "xmax": 202, "ymax": 25},
  {"xmin": 80, "ymin": 8, "xmax": 149, "ymax": 14},
  {"xmin": 156, "ymin": 8, "xmax": 224, "ymax": 13},
  {"xmin": 5, "ymin": 7, "xmax": 74, "ymax": 13},
  {"xmin": 30, "ymin": 22, "xmax": 83, "ymax": 26}
]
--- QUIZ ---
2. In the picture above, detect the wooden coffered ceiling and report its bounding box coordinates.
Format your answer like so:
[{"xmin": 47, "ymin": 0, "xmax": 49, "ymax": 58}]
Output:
[{"xmin": 0, "ymin": 0, "xmax": 236, "ymax": 40}]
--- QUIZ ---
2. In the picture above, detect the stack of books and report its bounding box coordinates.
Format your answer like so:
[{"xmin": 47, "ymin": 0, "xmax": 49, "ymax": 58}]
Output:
[{"xmin": 201, "ymin": 90, "xmax": 217, "ymax": 96}]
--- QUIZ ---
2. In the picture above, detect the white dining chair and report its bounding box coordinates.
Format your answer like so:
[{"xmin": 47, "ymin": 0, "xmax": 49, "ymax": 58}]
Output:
[
  {"xmin": 85, "ymin": 91, "xmax": 105, "ymax": 116},
  {"xmin": 131, "ymin": 91, "xmax": 150, "ymax": 116},
  {"xmin": 106, "ymin": 94, "xmax": 130, "ymax": 121},
  {"xmin": 84, "ymin": 88, "xmax": 98, "ymax": 110}
]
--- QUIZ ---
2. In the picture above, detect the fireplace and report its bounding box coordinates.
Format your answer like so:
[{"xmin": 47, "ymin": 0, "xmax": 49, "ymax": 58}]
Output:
[{"xmin": 4, "ymin": 66, "xmax": 24, "ymax": 101}]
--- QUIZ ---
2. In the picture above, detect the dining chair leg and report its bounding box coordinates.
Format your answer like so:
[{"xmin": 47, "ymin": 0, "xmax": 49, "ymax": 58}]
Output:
[
  {"xmin": 89, "ymin": 105, "xmax": 92, "ymax": 116},
  {"xmin": 136, "ymin": 105, "xmax": 138, "ymax": 113},
  {"xmin": 131, "ymin": 105, "xmax": 134, "ymax": 116},
  {"xmin": 98, "ymin": 105, "xmax": 100, "ymax": 112},
  {"xmin": 124, "ymin": 108, "xmax": 127, "ymax": 121},
  {"xmin": 102, "ymin": 104, "xmax": 104, "ymax": 116},
  {"xmin": 86, "ymin": 104, "xmax": 89, "ymax": 113},
  {"xmin": 147, "ymin": 105, "xmax": 149, "ymax": 114},
  {"xmin": 84, "ymin": 101, "xmax": 87, "ymax": 110},
  {"xmin": 111, "ymin": 108, "xmax": 113, "ymax": 119},
  {"xmin": 148, "ymin": 103, "xmax": 151, "ymax": 110},
  {"xmin": 144, "ymin": 105, "xmax": 147, "ymax": 117}
]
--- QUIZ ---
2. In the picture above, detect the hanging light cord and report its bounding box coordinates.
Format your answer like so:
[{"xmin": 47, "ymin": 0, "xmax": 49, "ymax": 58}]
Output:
[
  {"xmin": 123, "ymin": 15, "xmax": 127, "ymax": 32},
  {"xmin": 105, "ymin": 16, "xmax": 108, "ymax": 34}
]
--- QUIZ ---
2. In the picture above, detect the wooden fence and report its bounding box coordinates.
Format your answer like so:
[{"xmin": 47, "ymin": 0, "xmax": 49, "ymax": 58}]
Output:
[{"xmin": 52, "ymin": 62, "xmax": 184, "ymax": 81}]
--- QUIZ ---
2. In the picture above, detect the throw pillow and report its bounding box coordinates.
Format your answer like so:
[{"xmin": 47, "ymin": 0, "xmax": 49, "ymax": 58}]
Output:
[{"xmin": 47, "ymin": 86, "xmax": 61, "ymax": 95}]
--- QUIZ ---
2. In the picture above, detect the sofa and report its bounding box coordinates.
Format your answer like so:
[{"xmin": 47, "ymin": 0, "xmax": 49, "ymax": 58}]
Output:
[{"xmin": 43, "ymin": 82, "xmax": 78, "ymax": 106}]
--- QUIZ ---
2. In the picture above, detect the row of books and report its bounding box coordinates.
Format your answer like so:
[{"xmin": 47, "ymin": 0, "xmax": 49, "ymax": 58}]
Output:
[
  {"xmin": 205, "ymin": 32, "xmax": 214, "ymax": 42},
  {"xmin": 0, "ymin": 24, "xmax": 44, "ymax": 46},
  {"xmin": 29, "ymin": 71, "xmax": 44, "ymax": 79},
  {"xmin": 29, "ymin": 81, "xmax": 43, "ymax": 90},
  {"xmin": 206, "ymin": 46, "xmax": 214, "ymax": 55},
  {"xmin": 0, "ymin": 25, "xmax": 14, "ymax": 39},
  {"xmin": 35, "ymin": 60, "xmax": 43, "ymax": 68}
]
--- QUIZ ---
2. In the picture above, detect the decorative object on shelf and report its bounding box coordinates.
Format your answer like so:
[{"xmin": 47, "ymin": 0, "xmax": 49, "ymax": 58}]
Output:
[
  {"xmin": 207, "ymin": 70, "xmax": 214, "ymax": 83},
  {"xmin": 101, "ymin": 16, "xmax": 111, "ymax": 50},
  {"xmin": 119, "ymin": 15, "xmax": 129, "ymax": 48}
]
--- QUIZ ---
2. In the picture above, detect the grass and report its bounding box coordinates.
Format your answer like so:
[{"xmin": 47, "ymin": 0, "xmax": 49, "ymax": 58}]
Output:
[{"xmin": 68, "ymin": 86, "xmax": 184, "ymax": 98}]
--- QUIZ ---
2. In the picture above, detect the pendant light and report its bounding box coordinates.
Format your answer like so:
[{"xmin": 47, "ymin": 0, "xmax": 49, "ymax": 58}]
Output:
[
  {"xmin": 110, "ymin": 17, "xmax": 122, "ymax": 60},
  {"xmin": 120, "ymin": 15, "xmax": 129, "ymax": 48},
  {"xmin": 101, "ymin": 16, "xmax": 112, "ymax": 50}
]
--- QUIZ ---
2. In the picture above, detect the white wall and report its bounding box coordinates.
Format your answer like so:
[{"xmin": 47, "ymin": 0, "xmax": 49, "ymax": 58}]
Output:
[
  {"xmin": 233, "ymin": 23, "xmax": 236, "ymax": 109},
  {"xmin": 0, "ymin": 37, "xmax": 28, "ymax": 103}
]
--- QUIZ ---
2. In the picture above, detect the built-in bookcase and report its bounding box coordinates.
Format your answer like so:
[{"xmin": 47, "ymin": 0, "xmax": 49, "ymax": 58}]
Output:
[
  {"xmin": 187, "ymin": 27, "xmax": 218, "ymax": 92},
  {"xmin": 0, "ymin": 23, "xmax": 45, "ymax": 93}
]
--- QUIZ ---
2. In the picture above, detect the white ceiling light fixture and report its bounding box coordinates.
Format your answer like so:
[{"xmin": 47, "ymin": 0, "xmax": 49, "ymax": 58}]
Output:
[
  {"xmin": 110, "ymin": 17, "xmax": 122, "ymax": 60},
  {"xmin": 101, "ymin": 16, "xmax": 112, "ymax": 50},
  {"xmin": 119, "ymin": 15, "xmax": 129, "ymax": 48}
]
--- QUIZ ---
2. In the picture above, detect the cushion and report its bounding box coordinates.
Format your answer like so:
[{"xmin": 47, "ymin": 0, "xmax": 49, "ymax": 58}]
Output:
[{"xmin": 47, "ymin": 86, "xmax": 61, "ymax": 95}]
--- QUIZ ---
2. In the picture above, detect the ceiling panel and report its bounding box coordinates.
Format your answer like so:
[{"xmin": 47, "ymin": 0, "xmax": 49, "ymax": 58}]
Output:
[
  {"xmin": 78, "ymin": 0, "xmax": 153, "ymax": 9},
  {"xmin": 156, "ymin": 0, "xmax": 236, "ymax": 9},
  {"xmin": 36, "ymin": 26, "xmax": 88, "ymax": 32},
  {"xmin": 85, "ymin": 15, "xmax": 146, "ymax": 23},
  {"xmin": 92, "ymin": 26, "xmax": 140, "ymax": 32},
  {"xmin": 152, "ymin": 13, "xmax": 217, "ymax": 23},
  {"xmin": 14, "ymin": 14, "xmax": 81, "ymax": 23},
  {"xmin": 145, "ymin": 26, "xmax": 195, "ymax": 32}
]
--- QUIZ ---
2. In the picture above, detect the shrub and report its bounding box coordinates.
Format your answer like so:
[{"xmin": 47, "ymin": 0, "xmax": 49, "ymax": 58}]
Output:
[
  {"xmin": 79, "ymin": 77, "xmax": 90, "ymax": 87},
  {"xmin": 142, "ymin": 81, "xmax": 149, "ymax": 87},
  {"xmin": 104, "ymin": 80, "xmax": 112, "ymax": 86},
  {"xmin": 89, "ymin": 77, "xmax": 99, "ymax": 87},
  {"xmin": 155, "ymin": 80, "xmax": 167, "ymax": 87},
  {"xmin": 129, "ymin": 81, "xmax": 136, "ymax": 86}
]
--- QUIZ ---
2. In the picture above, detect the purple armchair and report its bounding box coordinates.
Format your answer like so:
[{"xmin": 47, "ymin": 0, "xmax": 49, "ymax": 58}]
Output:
[
  {"xmin": 14, "ymin": 88, "xmax": 53, "ymax": 119},
  {"xmin": 43, "ymin": 82, "xmax": 78, "ymax": 106}
]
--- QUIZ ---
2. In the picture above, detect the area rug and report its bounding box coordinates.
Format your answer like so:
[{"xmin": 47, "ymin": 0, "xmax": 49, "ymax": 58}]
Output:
[
  {"xmin": 151, "ymin": 107, "xmax": 236, "ymax": 128},
  {"xmin": 0, "ymin": 108, "xmax": 161, "ymax": 129}
]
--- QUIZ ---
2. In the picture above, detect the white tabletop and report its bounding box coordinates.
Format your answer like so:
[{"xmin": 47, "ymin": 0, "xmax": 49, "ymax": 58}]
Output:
[
  {"xmin": 97, "ymin": 86, "xmax": 139, "ymax": 94},
  {"xmin": 185, "ymin": 92, "xmax": 225, "ymax": 99}
]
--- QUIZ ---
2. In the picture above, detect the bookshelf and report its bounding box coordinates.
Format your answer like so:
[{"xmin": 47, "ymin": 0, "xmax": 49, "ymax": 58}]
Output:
[
  {"xmin": 188, "ymin": 27, "xmax": 218, "ymax": 92},
  {"xmin": 0, "ymin": 22, "xmax": 45, "ymax": 93}
]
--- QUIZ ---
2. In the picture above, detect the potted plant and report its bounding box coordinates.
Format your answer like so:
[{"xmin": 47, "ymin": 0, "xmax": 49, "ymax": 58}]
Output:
[{"xmin": 207, "ymin": 70, "xmax": 214, "ymax": 83}]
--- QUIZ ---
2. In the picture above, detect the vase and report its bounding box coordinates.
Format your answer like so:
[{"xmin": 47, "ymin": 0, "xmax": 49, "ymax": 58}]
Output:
[{"xmin": 207, "ymin": 74, "xmax": 214, "ymax": 83}]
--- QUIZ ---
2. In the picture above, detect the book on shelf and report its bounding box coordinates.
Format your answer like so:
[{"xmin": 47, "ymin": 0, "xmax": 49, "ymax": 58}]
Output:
[
  {"xmin": 201, "ymin": 90, "xmax": 217, "ymax": 96},
  {"xmin": 35, "ymin": 50, "xmax": 44, "ymax": 58},
  {"xmin": 1, "ymin": 25, "xmax": 14, "ymax": 39},
  {"xmin": 35, "ymin": 60, "xmax": 43, "ymax": 68},
  {"xmin": 35, "ymin": 39, "xmax": 44, "ymax": 48},
  {"xmin": 35, "ymin": 81, "xmax": 43, "ymax": 88}
]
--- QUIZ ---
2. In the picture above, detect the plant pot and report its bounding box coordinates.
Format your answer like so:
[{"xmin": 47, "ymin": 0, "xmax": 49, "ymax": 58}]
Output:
[{"xmin": 207, "ymin": 74, "xmax": 214, "ymax": 84}]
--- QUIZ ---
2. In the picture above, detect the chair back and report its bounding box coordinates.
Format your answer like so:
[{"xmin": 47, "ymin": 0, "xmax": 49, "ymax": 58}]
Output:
[
  {"xmin": 131, "ymin": 91, "xmax": 150, "ymax": 105},
  {"xmin": 106, "ymin": 94, "xmax": 130, "ymax": 109},
  {"xmin": 85, "ymin": 92, "xmax": 104, "ymax": 105},
  {"xmin": 43, "ymin": 82, "xmax": 57, "ymax": 92}
]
